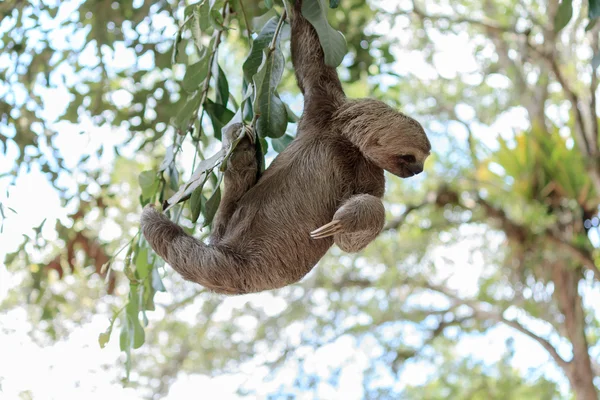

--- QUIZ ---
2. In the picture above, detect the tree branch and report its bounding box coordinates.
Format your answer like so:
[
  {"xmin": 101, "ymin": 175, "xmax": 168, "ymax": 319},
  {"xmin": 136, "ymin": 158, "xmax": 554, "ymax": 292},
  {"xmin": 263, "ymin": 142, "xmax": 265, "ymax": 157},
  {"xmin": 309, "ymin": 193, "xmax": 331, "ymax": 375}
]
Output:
[
  {"xmin": 422, "ymin": 281, "xmax": 571, "ymax": 372},
  {"xmin": 384, "ymin": 202, "xmax": 429, "ymax": 231},
  {"xmin": 409, "ymin": 2, "xmax": 524, "ymax": 35},
  {"xmin": 471, "ymin": 193, "xmax": 600, "ymax": 281}
]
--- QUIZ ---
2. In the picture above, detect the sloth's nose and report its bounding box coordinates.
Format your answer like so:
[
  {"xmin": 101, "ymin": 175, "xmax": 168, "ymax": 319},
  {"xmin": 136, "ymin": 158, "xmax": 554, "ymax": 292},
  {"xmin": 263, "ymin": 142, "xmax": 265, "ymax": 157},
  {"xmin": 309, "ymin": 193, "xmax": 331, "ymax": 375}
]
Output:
[{"xmin": 407, "ymin": 162, "xmax": 424, "ymax": 175}]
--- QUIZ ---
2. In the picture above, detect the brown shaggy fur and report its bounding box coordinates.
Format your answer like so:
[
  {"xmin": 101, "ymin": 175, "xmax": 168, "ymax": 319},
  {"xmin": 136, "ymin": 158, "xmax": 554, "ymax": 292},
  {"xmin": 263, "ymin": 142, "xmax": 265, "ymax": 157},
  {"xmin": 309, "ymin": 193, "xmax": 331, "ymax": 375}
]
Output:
[{"xmin": 141, "ymin": 0, "xmax": 431, "ymax": 295}]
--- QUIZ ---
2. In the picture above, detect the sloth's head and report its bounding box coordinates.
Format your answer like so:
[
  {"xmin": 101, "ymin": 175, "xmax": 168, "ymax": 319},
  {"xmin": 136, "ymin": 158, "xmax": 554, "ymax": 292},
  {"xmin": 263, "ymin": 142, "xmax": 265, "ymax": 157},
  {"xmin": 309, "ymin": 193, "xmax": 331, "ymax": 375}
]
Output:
[{"xmin": 335, "ymin": 99, "xmax": 431, "ymax": 178}]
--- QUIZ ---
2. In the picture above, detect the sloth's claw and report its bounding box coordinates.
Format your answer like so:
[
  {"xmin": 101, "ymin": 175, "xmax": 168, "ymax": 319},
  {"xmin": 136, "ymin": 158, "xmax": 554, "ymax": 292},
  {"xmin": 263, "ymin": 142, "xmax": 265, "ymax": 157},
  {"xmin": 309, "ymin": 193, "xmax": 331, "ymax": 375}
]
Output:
[{"xmin": 310, "ymin": 220, "xmax": 342, "ymax": 239}]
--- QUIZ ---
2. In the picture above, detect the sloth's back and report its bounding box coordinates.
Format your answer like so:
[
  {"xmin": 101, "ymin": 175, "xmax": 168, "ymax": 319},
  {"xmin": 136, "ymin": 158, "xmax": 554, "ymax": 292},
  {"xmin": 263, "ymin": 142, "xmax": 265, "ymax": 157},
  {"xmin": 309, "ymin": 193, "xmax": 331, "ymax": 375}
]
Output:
[{"xmin": 218, "ymin": 133, "xmax": 361, "ymax": 286}]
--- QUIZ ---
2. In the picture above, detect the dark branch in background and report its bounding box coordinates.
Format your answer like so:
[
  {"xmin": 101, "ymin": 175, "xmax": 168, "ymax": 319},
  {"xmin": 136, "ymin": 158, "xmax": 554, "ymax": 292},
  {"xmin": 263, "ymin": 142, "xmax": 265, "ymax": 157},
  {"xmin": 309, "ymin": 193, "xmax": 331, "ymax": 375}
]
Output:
[
  {"xmin": 384, "ymin": 202, "xmax": 429, "ymax": 231},
  {"xmin": 420, "ymin": 281, "xmax": 571, "ymax": 371},
  {"xmin": 409, "ymin": 0, "xmax": 524, "ymax": 35},
  {"xmin": 474, "ymin": 192, "xmax": 600, "ymax": 281},
  {"xmin": 548, "ymin": 57, "xmax": 592, "ymax": 154}
]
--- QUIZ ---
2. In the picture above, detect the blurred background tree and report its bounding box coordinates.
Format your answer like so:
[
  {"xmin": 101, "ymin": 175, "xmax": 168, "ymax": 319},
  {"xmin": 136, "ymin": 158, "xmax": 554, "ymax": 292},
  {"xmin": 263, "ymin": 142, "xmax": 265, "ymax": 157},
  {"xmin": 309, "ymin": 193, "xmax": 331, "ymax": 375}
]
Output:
[{"xmin": 0, "ymin": 0, "xmax": 598, "ymax": 399}]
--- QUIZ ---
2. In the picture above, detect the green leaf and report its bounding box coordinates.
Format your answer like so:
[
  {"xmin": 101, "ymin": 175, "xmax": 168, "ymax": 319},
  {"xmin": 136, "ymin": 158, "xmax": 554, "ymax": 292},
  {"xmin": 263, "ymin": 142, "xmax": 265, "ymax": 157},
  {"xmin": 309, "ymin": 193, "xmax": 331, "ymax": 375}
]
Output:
[
  {"xmin": 168, "ymin": 164, "xmax": 179, "ymax": 191},
  {"xmin": 165, "ymin": 150, "xmax": 224, "ymax": 209},
  {"xmin": 329, "ymin": 0, "xmax": 340, "ymax": 8},
  {"xmin": 585, "ymin": 17, "xmax": 597, "ymax": 32},
  {"xmin": 203, "ymin": 183, "xmax": 222, "ymax": 227},
  {"xmin": 265, "ymin": 0, "xmax": 273, "ymax": 9},
  {"xmin": 119, "ymin": 316, "xmax": 130, "ymax": 352},
  {"xmin": 215, "ymin": 63, "xmax": 229, "ymax": 107},
  {"xmin": 143, "ymin": 275, "xmax": 156, "ymax": 312},
  {"xmin": 284, "ymin": 103, "xmax": 300, "ymax": 122},
  {"xmin": 253, "ymin": 47, "xmax": 288, "ymax": 138},
  {"xmin": 198, "ymin": 1, "xmax": 211, "ymax": 31},
  {"xmin": 593, "ymin": 52, "xmax": 600, "ymax": 71},
  {"xmin": 173, "ymin": 91, "xmax": 203, "ymax": 134},
  {"xmin": 151, "ymin": 266, "xmax": 167, "ymax": 292},
  {"xmin": 242, "ymin": 17, "xmax": 279, "ymax": 82},
  {"xmin": 98, "ymin": 331, "xmax": 111, "ymax": 349},
  {"xmin": 158, "ymin": 145, "xmax": 175, "ymax": 172},
  {"xmin": 590, "ymin": 0, "xmax": 600, "ymax": 20},
  {"xmin": 182, "ymin": 57, "xmax": 210, "ymax": 93},
  {"xmin": 126, "ymin": 284, "xmax": 145, "ymax": 349},
  {"xmin": 138, "ymin": 170, "xmax": 158, "ymax": 200},
  {"xmin": 302, "ymin": 0, "xmax": 347, "ymax": 67},
  {"xmin": 272, "ymin": 134, "xmax": 295, "ymax": 153},
  {"xmin": 209, "ymin": 0, "xmax": 228, "ymax": 30},
  {"xmin": 257, "ymin": 93, "xmax": 287, "ymax": 138},
  {"xmin": 554, "ymin": 0, "xmax": 573, "ymax": 33},
  {"xmin": 189, "ymin": 185, "xmax": 205, "ymax": 223},
  {"xmin": 98, "ymin": 306, "xmax": 123, "ymax": 349},
  {"xmin": 204, "ymin": 99, "xmax": 235, "ymax": 140},
  {"xmin": 172, "ymin": 28, "xmax": 184, "ymax": 64},
  {"xmin": 135, "ymin": 247, "xmax": 151, "ymax": 280}
]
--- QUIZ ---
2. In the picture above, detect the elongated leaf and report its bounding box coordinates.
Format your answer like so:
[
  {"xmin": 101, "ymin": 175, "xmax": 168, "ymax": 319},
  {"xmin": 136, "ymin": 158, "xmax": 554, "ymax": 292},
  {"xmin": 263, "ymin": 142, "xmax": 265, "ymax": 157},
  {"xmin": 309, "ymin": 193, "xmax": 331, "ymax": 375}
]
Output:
[
  {"xmin": 593, "ymin": 52, "xmax": 600, "ymax": 71},
  {"xmin": 198, "ymin": 1, "xmax": 211, "ymax": 31},
  {"xmin": 165, "ymin": 150, "xmax": 224, "ymax": 209},
  {"xmin": 242, "ymin": 17, "xmax": 279, "ymax": 82},
  {"xmin": 204, "ymin": 99, "xmax": 235, "ymax": 140},
  {"xmin": 159, "ymin": 146, "xmax": 175, "ymax": 172},
  {"xmin": 171, "ymin": 28, "xmax": 184, "ymax": 64},
  {"xmin": 253, "ymin": 47, "xmax": 288, "ymax": 138},
  {"xmin": 284, "ymin": 103, "xmax": 300, "ymax": 122},
  {"xmin": 151, "ymin": 266, "xmax": 166, "ymax": 292},
  {"xmin": 329, "ymin": 0, "xmax": 340, "ymax": 8},
  {"xmin": 209, "ymin": 0, "xmax": 227, "ymax": 30},
  {"xmin": 135, "ymin": 247, "xmax": 151, "ymax": 280},
  {"xmin": 256, "ymin": 93, "xmax": 287, "ymax": 138},
  {"xmin": 173, "ymin": 91, "xmax": 203, "ymax": 134},
  {"xmin": 182, "ymin": 57, "xmax": 210, "ymax": 92},
  {"xmin": 302, "ymin": 0, "xmax": 347, "ymax": 67},
  {"xmin": 554, "ymin": 0, "xmax": 573, "ymax": 33},
  {"xmin": 119, "ymin": 316, "xmax": 130, "ymax": 352},
  {"xmin": 272, "ymin": 134, "xmax": 295, "ymax": 153},
  {"xmin": 126, "ymin": 283, "xmax": 145, "ymax": 349},
  {"xmin": 189, "ymin": 185, "xmax": 205, "ymax": 223},
  {"xmin": 590, "ymin": 0, "xmax": 600, "ymax": 20},
  {"xmin": 214, "ymin": 63, "xmax": 229, "ymax": 107},
  {"xmin": 203, "ymin": 182, "xmax": 222, "ymax": 227},
  {"xmin": 191, "ymin": 6, "xmax": 203, "ymax": 51},
  {"xmin": 138, "ymin": 170, "xmax": 158, "ymax": 200},
  {"xmin": 168, "ymin": 164, "xmax": 179, "ymax": 191}
]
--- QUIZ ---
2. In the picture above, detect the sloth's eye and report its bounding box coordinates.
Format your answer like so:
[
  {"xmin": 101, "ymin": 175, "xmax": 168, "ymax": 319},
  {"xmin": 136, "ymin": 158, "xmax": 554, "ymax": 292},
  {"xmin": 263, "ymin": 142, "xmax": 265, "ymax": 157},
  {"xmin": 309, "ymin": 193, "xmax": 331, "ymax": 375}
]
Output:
[{"xmin": 398, "ymin": 154, "xmax": 416, "ymax": 164}]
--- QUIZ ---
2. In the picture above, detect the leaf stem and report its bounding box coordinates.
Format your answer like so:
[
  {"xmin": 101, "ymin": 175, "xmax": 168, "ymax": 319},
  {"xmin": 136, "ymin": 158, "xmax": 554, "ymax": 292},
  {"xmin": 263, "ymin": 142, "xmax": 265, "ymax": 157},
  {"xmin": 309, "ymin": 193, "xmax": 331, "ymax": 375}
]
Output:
[
  {"xmin": 269, "ymin": 9, "xmax": 288, "ymax": 52},
  {"xmin": 237, "ymin": 0, "xmax": 253, "ymax": 43}
]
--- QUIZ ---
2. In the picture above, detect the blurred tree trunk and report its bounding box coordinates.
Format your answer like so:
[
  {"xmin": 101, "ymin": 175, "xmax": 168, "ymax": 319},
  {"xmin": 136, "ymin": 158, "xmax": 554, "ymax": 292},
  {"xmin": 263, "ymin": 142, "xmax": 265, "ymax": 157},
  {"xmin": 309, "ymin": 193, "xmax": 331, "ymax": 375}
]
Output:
[{"xmin": 552, "ymin": 264, "xmax": 597, "ymax": 400}]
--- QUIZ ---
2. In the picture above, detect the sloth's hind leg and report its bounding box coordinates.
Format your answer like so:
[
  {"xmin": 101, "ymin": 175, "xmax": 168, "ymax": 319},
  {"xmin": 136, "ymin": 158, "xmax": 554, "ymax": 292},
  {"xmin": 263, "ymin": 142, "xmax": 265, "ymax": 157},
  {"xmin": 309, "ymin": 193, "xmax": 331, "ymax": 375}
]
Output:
[{"xmin": 211, "ymin": 124, "xmax": 258, "ymax": 242}]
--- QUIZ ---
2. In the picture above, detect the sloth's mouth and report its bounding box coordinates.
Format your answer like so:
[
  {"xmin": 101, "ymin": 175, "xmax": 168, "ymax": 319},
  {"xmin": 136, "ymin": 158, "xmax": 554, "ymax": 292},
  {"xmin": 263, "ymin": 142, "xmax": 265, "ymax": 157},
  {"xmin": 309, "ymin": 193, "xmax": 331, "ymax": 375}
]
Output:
[
  {"xmin": 397, "ymin": 167, "xmax": 417, "ymax": 178},
  {"xmin": 396, "ymin": 161, "xmax": 424, "ymax": 178}
]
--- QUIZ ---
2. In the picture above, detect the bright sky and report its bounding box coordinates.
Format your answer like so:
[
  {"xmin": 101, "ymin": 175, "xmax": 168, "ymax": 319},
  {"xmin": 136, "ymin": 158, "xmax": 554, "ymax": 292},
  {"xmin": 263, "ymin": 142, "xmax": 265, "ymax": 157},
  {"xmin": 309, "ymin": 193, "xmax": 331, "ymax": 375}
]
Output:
[{"xmin": 0, "ymin": 0, "xmax": 594, "ymax": 399}]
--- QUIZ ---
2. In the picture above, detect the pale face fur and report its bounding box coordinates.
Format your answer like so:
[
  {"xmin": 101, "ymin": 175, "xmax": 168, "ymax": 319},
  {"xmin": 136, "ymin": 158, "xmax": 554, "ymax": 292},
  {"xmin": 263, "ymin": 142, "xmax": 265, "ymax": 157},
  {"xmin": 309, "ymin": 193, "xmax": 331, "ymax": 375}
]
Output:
[{"xmin": 335, "ymin": 99, "xmax": 431, "ymax": 178}]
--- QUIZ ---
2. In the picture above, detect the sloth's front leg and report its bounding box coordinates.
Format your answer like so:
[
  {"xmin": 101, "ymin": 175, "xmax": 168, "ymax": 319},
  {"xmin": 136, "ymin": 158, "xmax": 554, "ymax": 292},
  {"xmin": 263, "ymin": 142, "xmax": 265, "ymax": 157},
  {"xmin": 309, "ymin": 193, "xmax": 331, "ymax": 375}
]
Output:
[{"xmin": 310, "ymin": 194, "xmax": 385, "ymax": 253}]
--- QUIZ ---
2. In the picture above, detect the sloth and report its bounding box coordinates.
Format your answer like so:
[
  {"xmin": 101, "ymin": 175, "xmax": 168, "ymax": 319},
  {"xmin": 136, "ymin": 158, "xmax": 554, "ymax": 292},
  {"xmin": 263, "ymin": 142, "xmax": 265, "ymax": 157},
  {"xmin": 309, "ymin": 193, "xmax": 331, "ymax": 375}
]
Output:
[{"xmin": 141, "ymin": 0, "xmax": 431, "ymax": 295}]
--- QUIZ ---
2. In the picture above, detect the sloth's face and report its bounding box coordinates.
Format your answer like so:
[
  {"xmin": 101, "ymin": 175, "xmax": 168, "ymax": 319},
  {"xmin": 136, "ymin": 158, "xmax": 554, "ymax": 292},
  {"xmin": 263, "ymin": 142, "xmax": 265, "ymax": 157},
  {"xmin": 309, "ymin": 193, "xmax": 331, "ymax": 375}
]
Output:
[
  {"xmin": 369, "ymin": 113, "xmax": 431, "ymax": 179},
  {"xmin": 336, "ymin": 99, "xmax": 432, "ymax": 178}
]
